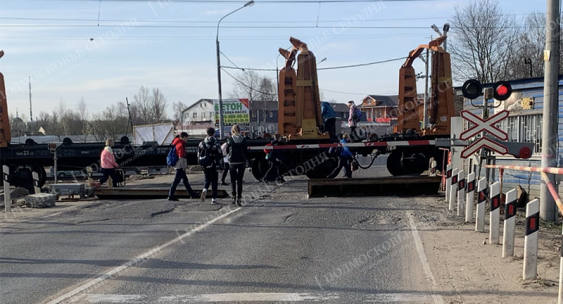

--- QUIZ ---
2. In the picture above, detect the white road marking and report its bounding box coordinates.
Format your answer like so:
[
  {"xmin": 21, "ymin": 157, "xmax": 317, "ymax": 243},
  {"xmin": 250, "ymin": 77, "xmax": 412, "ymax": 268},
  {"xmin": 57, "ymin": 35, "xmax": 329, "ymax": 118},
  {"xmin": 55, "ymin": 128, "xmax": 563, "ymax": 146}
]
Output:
[
  {"xmin": 83, "ymin": 293, "xmax": 338, "ymax": 303},
  {"xmin": 365, "ymin": 293, "xmax": 434, "ymax": 303},
  {"xmin": 407, "ymin": 213, "xmax": 445, "ymax": 304},
  {"xmin": 87, "ymin": 294, "xmax": 146, "ymax": 303},
  {"xmin": 46, "ymin": 207, "xmax": 242, "ymax": 304},
  {"xmin": 159, "ymin": 292, "xmax": 339, "ymax": 302}
]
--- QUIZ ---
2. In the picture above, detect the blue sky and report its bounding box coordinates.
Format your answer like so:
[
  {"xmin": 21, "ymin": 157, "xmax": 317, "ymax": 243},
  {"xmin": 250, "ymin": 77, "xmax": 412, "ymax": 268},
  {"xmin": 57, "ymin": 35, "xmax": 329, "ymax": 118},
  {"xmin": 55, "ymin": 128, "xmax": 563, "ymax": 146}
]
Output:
[{"xmin": 1, "ymin": 0, "xmax": 544, "ymax": 119}]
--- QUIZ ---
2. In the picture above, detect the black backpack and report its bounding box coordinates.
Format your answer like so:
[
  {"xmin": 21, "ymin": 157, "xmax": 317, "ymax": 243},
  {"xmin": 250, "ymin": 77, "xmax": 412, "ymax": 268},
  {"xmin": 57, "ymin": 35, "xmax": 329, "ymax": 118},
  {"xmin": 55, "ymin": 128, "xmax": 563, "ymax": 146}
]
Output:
[{"xmin": 199, "ymin": 141, "xmax": 217, "ymax": 168}]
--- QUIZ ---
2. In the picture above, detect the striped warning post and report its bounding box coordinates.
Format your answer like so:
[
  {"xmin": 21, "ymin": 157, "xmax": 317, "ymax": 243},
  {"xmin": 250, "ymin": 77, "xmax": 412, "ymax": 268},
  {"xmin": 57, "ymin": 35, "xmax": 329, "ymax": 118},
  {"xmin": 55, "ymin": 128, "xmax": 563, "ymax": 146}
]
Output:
[
  {"xmin": 523, "ymin": 199, "xmax": 539, "ymax": 280},
  {"xmin": 3, "ymin": 165, "xmax": 10, "ymax": 213},
  {"xmin": 502, "ymin": 189, "xmax": 517, "ymax": 257},
  {"xmin": 457, "ymin": 170, "xmax": 465, "ymax": 217},
  {"xmin": 445, "ymin": 164, "xmax": 452, "ymax": 201},
  {"xmin": 32, "ymin": 171, "xmax": 41, "ymax": 194},
  {"xmin": 449, "ymin": 168, "xmax": 458, "ymax": 211},
  {"xmin": 475, "ymin": 178, "xmax": 487, "ymax": 232},
  {"xmin": 489, "ymin": 181, "xmax": 501, "ymax": 245},
  {"xmin": 465, "ymin": 172, "xmax": 475, "ymax": 223}
]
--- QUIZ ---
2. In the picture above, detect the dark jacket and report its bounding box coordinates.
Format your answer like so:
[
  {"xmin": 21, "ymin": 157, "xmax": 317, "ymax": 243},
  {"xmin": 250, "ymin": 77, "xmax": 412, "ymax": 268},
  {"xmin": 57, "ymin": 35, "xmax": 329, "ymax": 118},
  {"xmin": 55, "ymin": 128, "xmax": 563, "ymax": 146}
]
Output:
[
  {"xmin": 198, "ymin": 136, "xmax": 222, "ymax": 168},
  {"xmin": 226, "ymin": 134, "xmax": 248, "ymax": 165}
]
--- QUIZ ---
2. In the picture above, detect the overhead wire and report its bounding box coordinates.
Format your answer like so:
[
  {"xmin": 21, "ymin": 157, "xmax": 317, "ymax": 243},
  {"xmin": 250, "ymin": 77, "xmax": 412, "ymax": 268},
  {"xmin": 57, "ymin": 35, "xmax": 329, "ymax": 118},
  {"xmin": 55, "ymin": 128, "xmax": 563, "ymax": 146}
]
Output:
[
  {"xmin": 221, "ymin": 56, "xmax": 407, "ymax": 72},
  {"xmin": 221, "ymin": 67, "xmax": 277, "ymax": 96}
]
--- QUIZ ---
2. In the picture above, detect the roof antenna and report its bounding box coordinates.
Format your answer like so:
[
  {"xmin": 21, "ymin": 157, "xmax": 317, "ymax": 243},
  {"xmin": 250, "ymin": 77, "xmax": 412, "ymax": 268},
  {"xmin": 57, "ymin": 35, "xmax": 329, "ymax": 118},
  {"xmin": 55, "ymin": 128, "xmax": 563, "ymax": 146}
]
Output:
[{"xmin": 97, "ymin": 0, "xmax": 102, "ymax": 27}]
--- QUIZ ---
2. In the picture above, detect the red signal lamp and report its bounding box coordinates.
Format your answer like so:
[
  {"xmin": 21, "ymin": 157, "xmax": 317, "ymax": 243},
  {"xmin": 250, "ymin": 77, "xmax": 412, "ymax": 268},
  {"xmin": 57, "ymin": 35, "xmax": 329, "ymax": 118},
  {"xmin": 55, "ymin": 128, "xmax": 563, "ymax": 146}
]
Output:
[{"xmin": 493, "ymin": 81, "xmax": 512, "ymax": 101}]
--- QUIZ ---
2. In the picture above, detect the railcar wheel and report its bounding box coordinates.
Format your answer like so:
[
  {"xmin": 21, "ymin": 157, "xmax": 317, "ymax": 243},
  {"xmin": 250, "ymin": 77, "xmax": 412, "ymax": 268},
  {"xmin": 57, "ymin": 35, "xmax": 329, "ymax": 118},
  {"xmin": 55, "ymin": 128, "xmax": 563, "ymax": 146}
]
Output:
[
  {"xmin": 251, "ymin": 157, "xmax": 269, "ymax": 181},
  {"xmin": 305, "ymin": 155, "xmax": 340, "ymax": 179}
]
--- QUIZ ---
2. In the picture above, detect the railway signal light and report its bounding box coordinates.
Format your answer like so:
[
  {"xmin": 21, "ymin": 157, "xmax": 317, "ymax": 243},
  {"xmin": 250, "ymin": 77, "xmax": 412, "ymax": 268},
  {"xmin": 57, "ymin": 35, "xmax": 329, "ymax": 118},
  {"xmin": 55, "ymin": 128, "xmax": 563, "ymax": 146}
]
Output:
[
  {"xmin": 462, "ymin": 79, "xmax": 513, "ymax": 101},
  {"xmin": 461, "ymin": 79, "xmax": 483, "ymax": 100},
  {"xmin": 493, "ymin": 81, "xmax": 512, "ymax": 101}
]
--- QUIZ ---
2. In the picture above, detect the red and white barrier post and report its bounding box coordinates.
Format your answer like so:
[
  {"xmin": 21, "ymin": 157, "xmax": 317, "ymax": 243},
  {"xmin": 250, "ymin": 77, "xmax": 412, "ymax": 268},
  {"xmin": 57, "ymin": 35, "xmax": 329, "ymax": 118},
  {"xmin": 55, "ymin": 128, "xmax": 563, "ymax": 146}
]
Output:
[
  {"xmin": 457, "ymin": 170, "xmax": 465, "ymax": 217},
  {"xmin": 489, "ymin": 181, "xmax": 501, "ymax": 245},
  {"xmin": 445, "ymin": 164, "xmax": 452, "ymax": 200},
  {"xmin": 3, "ymin": 165, "xmax": 10, "ymax": 213},
  {"xmin": 449, "ymin": 168, "xmax": 458, "ymax": 211},
  {"xmin": 32, "ymin": 171, "xmax": 41, "ymax": 194},
  {"xmin": 465, "ymin": 172, "xmax": 475, "ymax": 223},
  {"xmin": 502, "ymin": 189, "xmax": 517, "ymax": 257},
  {"xmin": 475, "ymin": 177, "xmax": 487, "ymax": 232},
  {"xmin": 523, "ymin": 199, "xmax": 539, "ymax": 280}
]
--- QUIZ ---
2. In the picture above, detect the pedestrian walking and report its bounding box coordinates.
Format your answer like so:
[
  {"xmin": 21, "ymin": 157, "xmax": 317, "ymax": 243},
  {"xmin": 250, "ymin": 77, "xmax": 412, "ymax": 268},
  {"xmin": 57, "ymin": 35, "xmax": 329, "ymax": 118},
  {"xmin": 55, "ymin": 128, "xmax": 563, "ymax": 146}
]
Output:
[
  {"xmin": 264, "ymin": 134, "xmax": 284, "ymax": 182},
  {"xmin": 226, "ymin": 124, "xmax": 248, "ymax": 206},
  {"xmin": 337, "ymin": 133, "xmax": 353, "ymax": 178},
  {"xmin": 99, "ymin": 138, "xmax": 120, "ymax": 187},
  {"xmin": 198, "ymin": 127, "xmax": 222, "ymax": 204},
  {"xmin": 220, "ymin": 138, "xmax": 230, "ymax": 185},
  {"xmin": 168, "ymin": 132, "xmax": 197, "ymax": 201},
  {"xmin": 321, "ymin": 101, "xmax": 337, "ymax": 141},
  {"xmin": 347, "ymin": 100, "xmax": 361, "ymax": 141}
]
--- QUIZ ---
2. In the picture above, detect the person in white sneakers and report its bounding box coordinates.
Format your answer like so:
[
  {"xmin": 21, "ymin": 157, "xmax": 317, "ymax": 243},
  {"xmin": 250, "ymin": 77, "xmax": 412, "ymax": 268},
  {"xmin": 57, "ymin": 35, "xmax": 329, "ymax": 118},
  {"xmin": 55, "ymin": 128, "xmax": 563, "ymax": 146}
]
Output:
[{"xmin": 198, "ymin": 127, "xmax": 222, "ymax": 204}]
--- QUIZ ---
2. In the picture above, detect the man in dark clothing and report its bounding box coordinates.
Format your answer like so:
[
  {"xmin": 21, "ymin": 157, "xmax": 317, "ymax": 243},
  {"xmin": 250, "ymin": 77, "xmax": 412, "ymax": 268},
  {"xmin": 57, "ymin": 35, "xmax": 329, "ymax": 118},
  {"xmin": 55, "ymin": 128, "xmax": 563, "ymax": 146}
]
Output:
[
  {"xmin": 226, "ymin": 124, "xmax": 248, "ymax": 206},
  {"xmin": 198, "ymin": 127, "xmax": 222, "ymax": 204},
  {"xmin": 168, "ymin": 132, "xmax": 197, "ymax": 201}
]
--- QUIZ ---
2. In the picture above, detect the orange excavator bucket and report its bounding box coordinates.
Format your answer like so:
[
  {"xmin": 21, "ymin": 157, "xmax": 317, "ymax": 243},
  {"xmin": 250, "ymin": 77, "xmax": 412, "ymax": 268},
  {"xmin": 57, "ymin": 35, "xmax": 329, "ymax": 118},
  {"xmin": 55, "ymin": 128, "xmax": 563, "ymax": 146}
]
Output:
[
  {"xmin": 395, "ymin": 35, "xmax": 454, "ymax": 136},
  {"xmin": 0, "ymin": 50, "xmax": 10, "ymax": 148},
  {"xmin": 278, "ymin": 37, "xmax": 327, "ymax": 139}
]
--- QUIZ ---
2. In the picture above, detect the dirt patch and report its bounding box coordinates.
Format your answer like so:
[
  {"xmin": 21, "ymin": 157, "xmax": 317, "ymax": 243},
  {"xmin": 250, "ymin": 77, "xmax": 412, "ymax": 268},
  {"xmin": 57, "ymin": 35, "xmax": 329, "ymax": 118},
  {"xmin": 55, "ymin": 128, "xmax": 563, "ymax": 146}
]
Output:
[{"xmin": 415, "ymin": 196, "xmax": 560, "ymax": 304}]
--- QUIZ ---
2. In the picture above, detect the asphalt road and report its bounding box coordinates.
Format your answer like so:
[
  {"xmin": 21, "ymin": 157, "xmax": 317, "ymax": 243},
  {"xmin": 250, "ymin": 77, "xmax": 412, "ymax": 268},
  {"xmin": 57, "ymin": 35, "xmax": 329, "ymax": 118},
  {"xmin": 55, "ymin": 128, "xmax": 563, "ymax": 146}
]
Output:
[{"xmin": 0, "ymin": 160, "xmax": 443, "ymax": 304}]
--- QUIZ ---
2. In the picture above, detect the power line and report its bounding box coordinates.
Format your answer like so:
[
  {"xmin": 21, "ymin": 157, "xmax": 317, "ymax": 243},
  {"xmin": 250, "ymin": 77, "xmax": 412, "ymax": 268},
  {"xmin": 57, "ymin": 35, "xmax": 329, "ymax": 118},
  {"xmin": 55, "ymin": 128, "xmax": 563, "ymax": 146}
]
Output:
[
  {"xmin": 37, "ymin": 0, "xmax": 437, "ymax": 3},
  {"xmin": 0, "ymin": 16, "xmax": 451, "ymax": 23},
  {"xmin": 0, "ymin": 23, "xmax": 538, "ymax": 29},
  {"xmin": 221, "ymin": 68, "xmax": 276, "ymax": 96},
  {"xmin": 221, "ymin": 56, "xmax": 406, "ymax": 72},
  {"xmin": 0, "ymin": 24, "xmax": 437, "ymax": 29}
]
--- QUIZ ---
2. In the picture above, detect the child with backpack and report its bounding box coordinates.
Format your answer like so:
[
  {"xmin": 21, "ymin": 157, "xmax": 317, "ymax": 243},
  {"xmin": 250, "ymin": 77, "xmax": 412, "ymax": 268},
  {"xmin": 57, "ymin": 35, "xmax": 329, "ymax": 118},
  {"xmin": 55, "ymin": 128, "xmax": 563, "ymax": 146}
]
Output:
[
  {"xmin": 167, "ymin": 132, "xmax": 197, "ymax": 201},
  {"xmin": 198, "ymin": 127, "xmax": 222, "ymax": 204}
]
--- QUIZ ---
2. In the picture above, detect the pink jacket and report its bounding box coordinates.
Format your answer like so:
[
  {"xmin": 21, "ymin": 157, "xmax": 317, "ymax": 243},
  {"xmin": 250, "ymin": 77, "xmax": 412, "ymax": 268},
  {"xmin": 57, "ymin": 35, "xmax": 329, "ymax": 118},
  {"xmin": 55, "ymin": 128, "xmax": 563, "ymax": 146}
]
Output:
[
  {"xmin": 348, "ymin": 105, "xmax": 357, "ymax": 127},
  {"xmin": 101, "ymin": 147, "xmax": 119, "ymax": 169}
]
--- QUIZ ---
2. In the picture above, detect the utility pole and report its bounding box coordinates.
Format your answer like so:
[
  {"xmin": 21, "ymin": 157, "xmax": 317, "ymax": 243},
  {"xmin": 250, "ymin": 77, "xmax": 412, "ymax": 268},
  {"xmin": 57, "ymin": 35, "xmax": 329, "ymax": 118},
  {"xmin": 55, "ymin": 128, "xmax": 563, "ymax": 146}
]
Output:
[
  {"xmin": 423, "ymin": 47, "xmax": 429, "ymax": 129},
  {"xmin": 540, "ymin": 0, "xmax": 560, "ymax": 222},
  {"xmin": 28, "ymin": 75, "xmax": 32, "ymax": 122}
]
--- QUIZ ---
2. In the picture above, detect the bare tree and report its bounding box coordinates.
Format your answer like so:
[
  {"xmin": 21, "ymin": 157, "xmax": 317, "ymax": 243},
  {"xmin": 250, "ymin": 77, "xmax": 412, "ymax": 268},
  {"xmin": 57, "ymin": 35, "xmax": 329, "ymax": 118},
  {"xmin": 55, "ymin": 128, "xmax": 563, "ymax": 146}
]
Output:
[
  {"xmin": 256, "ymin": 77, "xmax": 277, "ymax": 101},
  {"xmin": 151, "ymin": 88, "xmax": 167, "ymax": 123},
  {"xmin": 231, "ymin": 71, "xmax": 262, "ymax": 101},
  {"xmin": 172, "ymin": 101, "xmax": 187, "ymax": 123},
  {"xmin": 449, "ymin": 0, "xmax": 520, "ymax": 83},
  {"xmin": 133, "ymin": 86, "xmax": 152, "ymax": 124}
]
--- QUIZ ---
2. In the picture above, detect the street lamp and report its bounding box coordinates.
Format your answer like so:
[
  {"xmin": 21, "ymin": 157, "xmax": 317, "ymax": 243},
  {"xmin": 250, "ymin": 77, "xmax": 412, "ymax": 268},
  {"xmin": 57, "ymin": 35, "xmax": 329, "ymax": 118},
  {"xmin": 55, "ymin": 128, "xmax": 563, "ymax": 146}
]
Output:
[{"xmin": 216, "ymin": 0, "xmax": 254, "ymax": 138}]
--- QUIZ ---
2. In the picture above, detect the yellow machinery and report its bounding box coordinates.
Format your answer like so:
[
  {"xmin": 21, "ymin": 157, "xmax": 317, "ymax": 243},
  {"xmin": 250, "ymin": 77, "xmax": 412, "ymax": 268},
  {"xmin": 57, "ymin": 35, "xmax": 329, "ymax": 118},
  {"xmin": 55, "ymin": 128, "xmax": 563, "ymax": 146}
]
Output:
[
  {"xmin": 277, "ymin": 37, "xmax": 327, "ymax": 139},
  {"xmin": 395, "ymin": 35, "xmax": 454, "ymax": 136},
  {"xmin": 0, "ymin": 50, "xmax": 10, "ymax": 148}
]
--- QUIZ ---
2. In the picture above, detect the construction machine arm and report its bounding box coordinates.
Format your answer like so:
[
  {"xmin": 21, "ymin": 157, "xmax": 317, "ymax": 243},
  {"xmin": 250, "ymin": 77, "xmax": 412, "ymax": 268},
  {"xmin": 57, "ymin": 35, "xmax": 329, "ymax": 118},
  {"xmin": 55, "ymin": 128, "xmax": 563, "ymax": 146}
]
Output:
[{"xmin": 401, "ymin": 35, "xmax": 447, "ymax": 68}]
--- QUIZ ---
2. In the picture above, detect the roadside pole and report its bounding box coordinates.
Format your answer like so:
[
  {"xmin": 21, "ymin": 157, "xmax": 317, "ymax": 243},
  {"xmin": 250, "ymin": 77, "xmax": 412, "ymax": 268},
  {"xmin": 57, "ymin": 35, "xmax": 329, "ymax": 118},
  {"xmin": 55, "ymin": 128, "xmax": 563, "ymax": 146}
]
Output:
[
  {"xmin": 490, "ymin": 181, "xmax": 501, "ymax": 245},
  {"xmin": 465, "ymin": 172, "xmax": 475, "ymax": 223},
  {"xmin": 449, "ymin": 168, "xmax": 458, "ymax": 211},
  {"xmin": 445, "ymin": 163, "xmax": 452, "ymax": 200},
  {"xmin": 475, "ymin": 177, "xmax": 487, "ymax": 232},
  {"xmin": 32, "ymin": 172, "xmax": 41, "ymax": 194},
  {"xmin": 524, "ymin": 199, "xmax": 539, "ymax": 280},
  {"xmin": 541, "ymin": 0, "xmax": 561, "ymax": 222},
  {"xmin": 502, "ymin": 189, "xmax": 517, "ymax": 257},
  {"xmin": 457, "ymin": 170, "xmax": 465, "ymax": 217},
  {"xmin": 3, "ymin": 165, "xmax": 10, "ymax": 213}
]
